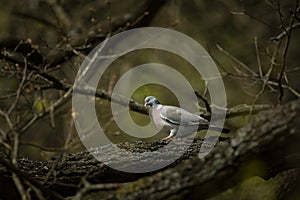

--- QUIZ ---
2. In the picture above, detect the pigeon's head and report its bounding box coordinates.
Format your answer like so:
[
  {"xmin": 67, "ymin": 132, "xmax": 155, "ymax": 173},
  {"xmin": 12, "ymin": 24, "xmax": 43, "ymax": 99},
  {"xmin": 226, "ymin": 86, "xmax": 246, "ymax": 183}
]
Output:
[{"xmin": 144, "ymin": 96, "xmax": 160, "ymax": 107}]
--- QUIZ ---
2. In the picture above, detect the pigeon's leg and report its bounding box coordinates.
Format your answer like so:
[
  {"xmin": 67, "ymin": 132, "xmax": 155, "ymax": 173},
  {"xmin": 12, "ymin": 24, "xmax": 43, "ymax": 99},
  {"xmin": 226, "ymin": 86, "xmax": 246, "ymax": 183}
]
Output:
[{"xmin": 162, "ymin": 129, "xmax": 176, "ymax": 140}]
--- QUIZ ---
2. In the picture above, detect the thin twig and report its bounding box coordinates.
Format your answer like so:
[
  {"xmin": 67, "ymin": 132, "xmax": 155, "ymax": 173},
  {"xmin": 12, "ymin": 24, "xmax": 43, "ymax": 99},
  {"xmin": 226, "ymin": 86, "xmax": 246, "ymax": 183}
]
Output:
[
  {"xmin": 254, "ymin": 37, "xmax": 263, "ymax": 77},
  {"xmin": 73, "ymin": 178, "xmax": 119, "ymax": 200},
  {"xmin": 277, "ymin": 0, "xmax": 299, "ymax": 103},
  {"xmin": 217, "ymin": 44, "xmax": 257, "ymax": 76},
  {"xmin": 195, "ymin": 91, "xmax": 211, "ymax": 113}
]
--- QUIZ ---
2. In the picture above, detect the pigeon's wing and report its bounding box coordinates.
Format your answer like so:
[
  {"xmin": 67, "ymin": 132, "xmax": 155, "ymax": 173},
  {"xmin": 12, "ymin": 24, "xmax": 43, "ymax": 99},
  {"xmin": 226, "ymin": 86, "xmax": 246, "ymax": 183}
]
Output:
[{"xmin": 160, "ymin": 106, "xmax": 208, "ymax": 126}]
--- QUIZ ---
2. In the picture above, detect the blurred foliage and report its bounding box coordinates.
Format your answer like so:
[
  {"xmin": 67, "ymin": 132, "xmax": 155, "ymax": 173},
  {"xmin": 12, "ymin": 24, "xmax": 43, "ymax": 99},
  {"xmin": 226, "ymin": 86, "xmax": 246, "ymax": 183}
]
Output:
[
  {"xmin": 211, "ymin": 175, "xmax": 286, "ymax": 200},
  {"xmin": 33, "ymin": 97, "xmax": 49, "ymax": 113}
]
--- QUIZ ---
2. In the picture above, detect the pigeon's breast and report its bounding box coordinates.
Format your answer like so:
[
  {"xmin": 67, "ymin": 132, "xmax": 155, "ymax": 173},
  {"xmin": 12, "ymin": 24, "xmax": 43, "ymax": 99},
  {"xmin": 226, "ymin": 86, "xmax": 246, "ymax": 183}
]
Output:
[{"xmin": 150, "ymin": 107, "xmax": 173, "ymax": 131}]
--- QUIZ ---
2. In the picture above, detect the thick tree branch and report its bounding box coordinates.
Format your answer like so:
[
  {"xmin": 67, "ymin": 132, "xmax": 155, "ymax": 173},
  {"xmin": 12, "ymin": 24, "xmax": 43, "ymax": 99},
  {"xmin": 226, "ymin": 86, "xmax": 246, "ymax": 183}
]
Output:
[
  {"xmin": 97, "ymin": 99, "xmax": 300, "ymax": 200},
  {"xmin": 0, "ymin": 99, "xmax": 299, "ymax": 199}
]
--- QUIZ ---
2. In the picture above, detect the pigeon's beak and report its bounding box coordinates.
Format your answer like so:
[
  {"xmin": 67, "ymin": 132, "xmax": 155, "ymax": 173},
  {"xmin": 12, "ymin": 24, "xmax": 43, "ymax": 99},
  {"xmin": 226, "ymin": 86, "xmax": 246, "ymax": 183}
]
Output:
[{"xmin": 144, "ymin": 103, "xmax": 149, "ymax": 107}]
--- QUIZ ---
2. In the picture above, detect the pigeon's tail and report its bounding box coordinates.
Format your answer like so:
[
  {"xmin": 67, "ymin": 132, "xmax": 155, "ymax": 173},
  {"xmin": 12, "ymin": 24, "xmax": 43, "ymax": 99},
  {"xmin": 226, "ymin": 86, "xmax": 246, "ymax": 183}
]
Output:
[{"xmin": 208, "ymin": 125, "xmax": 230, "ymax": 133}]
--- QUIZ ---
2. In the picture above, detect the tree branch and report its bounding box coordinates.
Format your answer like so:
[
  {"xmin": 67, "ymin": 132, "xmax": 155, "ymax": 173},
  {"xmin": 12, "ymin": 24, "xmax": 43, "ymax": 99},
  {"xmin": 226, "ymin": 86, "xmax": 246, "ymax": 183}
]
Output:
[{"xmin": 0, "ymin": 99, "xmax": 299, "ymax": 199}]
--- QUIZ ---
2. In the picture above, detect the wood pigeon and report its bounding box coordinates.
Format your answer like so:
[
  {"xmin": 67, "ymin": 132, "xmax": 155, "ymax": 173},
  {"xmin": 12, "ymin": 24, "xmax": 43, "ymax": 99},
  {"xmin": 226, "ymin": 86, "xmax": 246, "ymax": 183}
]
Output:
[{"xmin": 144, "ymin": 96, "xmax": 230, "ymax": 140}]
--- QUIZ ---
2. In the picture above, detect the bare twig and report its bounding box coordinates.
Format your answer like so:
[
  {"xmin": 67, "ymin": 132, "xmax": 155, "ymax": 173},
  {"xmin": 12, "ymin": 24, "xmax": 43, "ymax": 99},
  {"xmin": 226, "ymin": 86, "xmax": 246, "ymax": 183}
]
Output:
[
  {"xmin": 45, "ymin": 0, "xmax": 71, "ymax": 30},
  {"xmin": 231, "ymin": 0, "xmax": 280, "ymax": 28},
  {"xmin": 217, "ymin": 44, "xmax": 257, "ymax": 76},
  {"xmin": 8, "ymin": 58, "xmax": 28, "ymax": 115},
  {"xmin": 277, "ymin": 0, "xmax": 299, "ymax": 103},
  {"xmin": 195, "ymin": 91, "xmax": 211, "ymax": 113},
  {"xmin": 254, "ymin": 37, "xmax": 263, "ymax": 78},
  {"xmin": 270, "ymin": 22, "xmax": 300, "ymax": 41},
  {"xmin": 73, "ymin": 178, "xmax": 119, "ymax": 200}
]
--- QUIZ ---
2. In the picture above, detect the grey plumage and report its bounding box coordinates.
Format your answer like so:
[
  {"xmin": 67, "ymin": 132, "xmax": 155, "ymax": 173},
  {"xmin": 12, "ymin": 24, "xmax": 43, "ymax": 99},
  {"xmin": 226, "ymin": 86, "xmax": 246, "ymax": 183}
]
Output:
[{"xmin": 144, "ymin": 96, "xmax": 230, "ymax": 140}]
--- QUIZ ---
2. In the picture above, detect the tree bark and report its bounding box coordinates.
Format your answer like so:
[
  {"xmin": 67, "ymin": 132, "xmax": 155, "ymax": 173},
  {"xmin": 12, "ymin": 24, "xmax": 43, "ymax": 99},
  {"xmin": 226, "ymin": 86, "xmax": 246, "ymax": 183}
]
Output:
[{"xmin": 0, "ymin": 99, "xmax": 300, "ymax": 199}]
